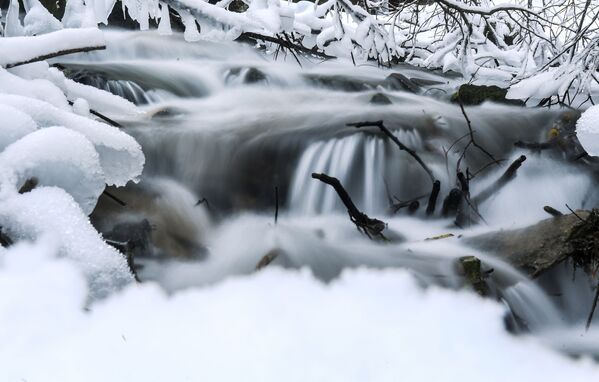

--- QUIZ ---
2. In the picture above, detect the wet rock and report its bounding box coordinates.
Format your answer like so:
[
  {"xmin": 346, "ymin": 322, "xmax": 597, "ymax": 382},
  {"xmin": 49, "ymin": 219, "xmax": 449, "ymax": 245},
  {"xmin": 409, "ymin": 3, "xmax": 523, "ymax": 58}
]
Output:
[
  {"xmin": 244, "ymin": 68, "xmax": 268, "ymax": 84},
  {"xmin": 465, "ymin": 211, "xmax": 592, "ymax": 278},
  {"xmin": 451, "ymin": 84, "xmax": 525, "ymax": 106},
  {"xmin": 369, "ymin": 93, "xmax": 392, "ymax": 105},
  {"xmin": 104, "ymin": 219, "xmax": 153, "ymax": 259},
  {"xmin": 304, "ymin": 74, "xmax": 375, "ymax": 92},
  {"xmin": 381, "ymin": 73, "xmax": 420, "ymax": 93}
]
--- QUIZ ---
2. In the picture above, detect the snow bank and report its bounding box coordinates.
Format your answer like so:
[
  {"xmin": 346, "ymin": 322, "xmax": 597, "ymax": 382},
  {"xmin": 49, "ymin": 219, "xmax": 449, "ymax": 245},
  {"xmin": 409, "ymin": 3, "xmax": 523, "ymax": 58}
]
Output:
[{"xmin": 1, "ymin": 241, "xmax": 598, "ymax": 381}]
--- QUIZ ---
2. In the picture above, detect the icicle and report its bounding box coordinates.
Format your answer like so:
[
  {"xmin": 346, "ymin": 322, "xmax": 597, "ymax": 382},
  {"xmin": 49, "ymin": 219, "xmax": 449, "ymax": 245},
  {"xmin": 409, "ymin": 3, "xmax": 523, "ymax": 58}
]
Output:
[
  {"xmin": 177, "ymin": 8, "xmax": 200, "ymax": 42},
  {"xmin": 157, "ymin": 3, "xmax": 172, "ymax": 36},
  {"xmin": 23, "ymin": 0, "xmax": 63, "ymax": 35},
  {"xmin": 5, "ymin": 0, "xmax": 25, "ymax": 37}
]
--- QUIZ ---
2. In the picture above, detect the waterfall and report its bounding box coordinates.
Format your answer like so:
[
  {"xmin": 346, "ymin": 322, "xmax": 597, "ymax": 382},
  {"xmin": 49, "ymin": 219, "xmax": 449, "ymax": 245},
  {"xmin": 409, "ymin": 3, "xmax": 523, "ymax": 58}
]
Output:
[{"xmin": 60, "ymin": 30, "xmax": 599, "ymax": 357}]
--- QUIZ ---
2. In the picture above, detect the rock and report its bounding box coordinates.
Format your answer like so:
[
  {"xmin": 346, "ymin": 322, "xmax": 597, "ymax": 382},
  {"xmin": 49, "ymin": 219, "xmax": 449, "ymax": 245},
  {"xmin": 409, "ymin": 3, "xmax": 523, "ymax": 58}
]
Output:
[
  {"xmin": 369, "ymin": 93, "xmax": 392, "ymax": 105},
  {"xmin": 381, "ymin": 73, "xmax": 420, "ymax": 93},
  {"xmin": 244, "ymin": 68, "xmax": 268, "ymax": 84},
  {"xmin": 458, "ymin": 256, "xmax": 489, "ymax": 296},
  {"xmin": 104, "ymin": 219, "xmax": 153, "ymax": 259},
  {"xmin": 451, "ymin": 84, "xmax": 525, "ymax": 106},
  {"xmin": 465, "ymin": 211, "xmax": 592, "ymax": 278},
  {"xmin": 304, "ymin": 74, "xmax": 375, "ymax": 92}
]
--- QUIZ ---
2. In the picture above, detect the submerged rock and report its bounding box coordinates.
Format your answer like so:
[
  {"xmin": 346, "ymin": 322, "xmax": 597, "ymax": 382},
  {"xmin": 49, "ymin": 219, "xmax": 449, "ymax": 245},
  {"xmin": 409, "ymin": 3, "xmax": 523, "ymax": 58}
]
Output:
[
  {"xmin": 381, "ymin": 73, "xmax": 420, "ymax": 93},
  {"xmin": 369, "ymin": 93, "xmax": 392, "ymax": 105}
]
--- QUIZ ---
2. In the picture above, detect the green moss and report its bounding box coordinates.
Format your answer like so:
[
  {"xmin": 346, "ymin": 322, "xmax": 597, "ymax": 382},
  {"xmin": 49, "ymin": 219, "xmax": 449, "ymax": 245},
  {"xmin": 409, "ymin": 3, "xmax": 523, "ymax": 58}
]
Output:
[{"xmin": 451, "ymin": 84, "xmax": 525, "ymax": 106}]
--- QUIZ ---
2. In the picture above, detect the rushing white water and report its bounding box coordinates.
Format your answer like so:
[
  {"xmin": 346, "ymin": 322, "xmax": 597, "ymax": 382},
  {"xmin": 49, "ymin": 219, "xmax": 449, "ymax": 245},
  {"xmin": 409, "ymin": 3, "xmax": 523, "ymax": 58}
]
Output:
[{"xmin": 60, "ymin": 30, "xmax": 599, "ymax": 356}]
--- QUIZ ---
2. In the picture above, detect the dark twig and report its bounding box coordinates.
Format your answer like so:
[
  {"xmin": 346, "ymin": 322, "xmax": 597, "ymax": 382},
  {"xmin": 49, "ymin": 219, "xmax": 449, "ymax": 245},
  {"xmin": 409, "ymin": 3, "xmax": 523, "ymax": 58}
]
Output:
[
  {"xmin": 312, "ymin": 173, "xmax": 387, "ymax": 239},
  {"xmin": 274, "ymin": 186, "xmax": 279, "ymax": 225},
  {"xmin": 543, "ymin": 206, "xmax": 563, "ymax": 217},
  {"xmin": 473, "ymin": 155, "xmax": 527, "ymax": 205},
  {"xmin": 426, "ymin": 180, "xmax": 441, "ymax": 216},
  {"xmin": 586, "ymin": 283, "xmax": 599, "ymax": 331},
  {"xmin": 5, "ymin": 45, "xmax": 106, "ymax": 69},
  {"xmin": 456, "ymin": 95, "xmax": 501, "ymax": 166},
  {"xmin": 195, "ymin": 198, "xmax": 211, "ymax": 209},
  {"xmin": 103, "ymin": 190, "xmax": 127, "ymax": 207},
  {"xmin": 566, "ymin": 204, "xmax": 586, "ymax": 222},
  {"xmin": 67, "ymin": 100, "xmax": 122, "ymax": 128}
]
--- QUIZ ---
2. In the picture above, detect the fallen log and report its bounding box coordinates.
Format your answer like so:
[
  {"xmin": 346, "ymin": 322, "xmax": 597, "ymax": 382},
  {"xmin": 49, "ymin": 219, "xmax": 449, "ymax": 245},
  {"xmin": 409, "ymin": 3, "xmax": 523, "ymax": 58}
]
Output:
[
  {"xmin": 311, "ymin": 173, "xmax": 387, "ymax": 239},
  {"xmin": 465, "ymin": 210, "xmax": 595, "ymax": 278}
]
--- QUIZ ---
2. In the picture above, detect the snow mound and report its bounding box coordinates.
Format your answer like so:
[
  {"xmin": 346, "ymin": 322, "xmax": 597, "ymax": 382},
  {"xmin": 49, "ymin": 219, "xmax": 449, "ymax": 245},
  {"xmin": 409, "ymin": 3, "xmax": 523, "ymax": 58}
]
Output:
[
  {"xmin": 0, "ymin": 94, "xmax": 144, "ymax": 187},
  {"xmin": 577, "ymin": 105, "xmax": 599, "ymax": 156},
  {"xmin": 0, "ymin": 188, "xmax": 133, "ymax": 298},
  {"xmin": 0, "ymin": 126, "xmax": 105, "ymax": 213},
  {"xmin": 1, "ymin": 247, "xmax": 598, "ymax": 381},
  {"xmin": 0, "ymin": 104, "xmax": 37, "ymax": 151}
]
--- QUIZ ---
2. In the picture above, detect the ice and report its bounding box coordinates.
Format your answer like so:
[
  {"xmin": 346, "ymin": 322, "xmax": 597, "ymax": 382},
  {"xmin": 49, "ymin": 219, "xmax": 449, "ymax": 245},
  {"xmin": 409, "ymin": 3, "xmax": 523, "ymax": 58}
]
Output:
[
  {"xmin": 157, "ymin": 3, "xmax": 172, "ymax": 35},
  {"xmin": 23, "ymin": 0, "xmax": 63, "ymax": 36},
  {"xmin": 62, "ymin": 0, "xmax": 100, "ymax": 28}
]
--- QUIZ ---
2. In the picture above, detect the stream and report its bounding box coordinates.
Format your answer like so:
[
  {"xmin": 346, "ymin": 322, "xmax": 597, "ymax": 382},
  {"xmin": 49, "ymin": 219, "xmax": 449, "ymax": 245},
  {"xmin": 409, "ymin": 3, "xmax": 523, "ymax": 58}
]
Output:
[{"xmin": 59, "ymin": 29, "xmax": 599, "ymax": 358}]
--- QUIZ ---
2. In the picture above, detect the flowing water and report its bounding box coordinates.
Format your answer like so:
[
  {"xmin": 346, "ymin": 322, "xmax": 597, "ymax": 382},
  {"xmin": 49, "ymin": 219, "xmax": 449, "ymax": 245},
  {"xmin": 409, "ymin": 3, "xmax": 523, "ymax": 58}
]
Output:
[{"xmin": 61, "ymin": 30, "xmax": 599, "ymax": 357}]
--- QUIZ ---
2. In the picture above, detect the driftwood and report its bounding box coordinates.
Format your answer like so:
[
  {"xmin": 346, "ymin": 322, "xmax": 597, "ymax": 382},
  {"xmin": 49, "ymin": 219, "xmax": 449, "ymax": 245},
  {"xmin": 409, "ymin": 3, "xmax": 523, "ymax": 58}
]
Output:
[{"xmin": 311, "ymin": 173, "xmax": 387, "ymax": 239}]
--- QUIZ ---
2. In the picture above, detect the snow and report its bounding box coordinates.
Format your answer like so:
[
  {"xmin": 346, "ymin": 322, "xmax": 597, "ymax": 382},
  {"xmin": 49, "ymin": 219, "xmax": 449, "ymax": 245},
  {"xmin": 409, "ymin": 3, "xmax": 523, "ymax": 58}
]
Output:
[
  {"xmin": 23, "ymin": 0, "xmax": 63, "ymax": 36},
  {"xmin": 0, "ymin": 188, "xmax": 133, "ymax": 298},
  {"xmin": 577, "ymin": 105, "xmax": 599, "ymax": 156},
  {"xmin": 0, "ymin": 28, "xmax": 105, "ymax": 67},
  {"xmin": 0, "ymin": 94, "xmax": 145, "ymax": 187},
  {"xmin": 1, "ymin": 242, "xmax": 598, "ymax": 381},
  {"xmin": 0, "ymin": 104, "xmax": 37, "ymax": 151}
]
